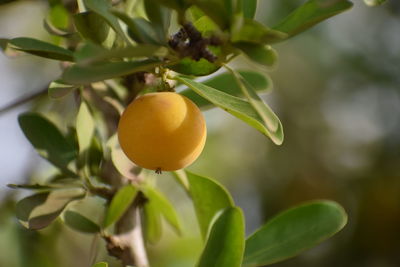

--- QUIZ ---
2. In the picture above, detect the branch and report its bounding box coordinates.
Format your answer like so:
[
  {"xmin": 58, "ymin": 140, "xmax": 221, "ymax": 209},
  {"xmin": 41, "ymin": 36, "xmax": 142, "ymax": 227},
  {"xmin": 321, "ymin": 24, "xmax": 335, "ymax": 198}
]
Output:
[
  {"xmin": 104, "ymin": 193, "xmax": 149, "ymax": 267},
  {"xmin": 0, "ymin": 88, "xmax": 47, "ymax": 116}
]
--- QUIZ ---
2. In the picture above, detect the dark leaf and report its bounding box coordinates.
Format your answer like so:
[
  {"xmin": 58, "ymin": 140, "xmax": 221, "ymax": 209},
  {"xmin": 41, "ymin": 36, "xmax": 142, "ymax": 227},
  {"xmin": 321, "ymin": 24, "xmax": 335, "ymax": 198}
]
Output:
[
  {"xmin": 64, "ymin": 210, "xmax": 100, "ymax": 233},
  {"xmin": 16, "ymin": 189, "xmax": 85, "ymax": 230},
  {"xmin": 112, "ymin": 11, "xmax": 160, "ymax": 44},
  {"xmin": 242, "ymin": 0, "xmax": 257, "ymax": 18},
  {"xmin": 61, "ymin": 59, "xmax": 161, "ymax": 85},
  {"xmin": 18, "ymin": 113, "xmax": 78, "ymax": 175},
  {"xmin": 8, "ymin": 37, "xmax": 74, "ymax": 61},
  {"xmin": 83, "ymin": 0, "xmax": 128, "ymax": 42},
  {"xmin": 73, "ymin": 11, "xmax": 113, "ymax": 45},
  {"xmin": 144, "ymin": 0, "xmax": 171, "ymax": 43}
]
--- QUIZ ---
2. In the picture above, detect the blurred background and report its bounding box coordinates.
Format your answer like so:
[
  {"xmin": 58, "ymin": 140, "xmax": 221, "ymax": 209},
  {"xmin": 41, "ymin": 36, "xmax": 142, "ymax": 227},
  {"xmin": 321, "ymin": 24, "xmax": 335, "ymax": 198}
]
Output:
[{"xmin": 1, "ymin": 0, "xmax": 400, "ymax": 266}]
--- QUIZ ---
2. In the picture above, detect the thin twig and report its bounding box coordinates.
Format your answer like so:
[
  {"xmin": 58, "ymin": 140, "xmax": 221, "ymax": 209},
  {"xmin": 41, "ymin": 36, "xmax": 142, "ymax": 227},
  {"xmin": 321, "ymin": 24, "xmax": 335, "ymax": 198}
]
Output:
[{"xmin": 0, "ymin": 88, "xmax": 47, "ymax": 116}]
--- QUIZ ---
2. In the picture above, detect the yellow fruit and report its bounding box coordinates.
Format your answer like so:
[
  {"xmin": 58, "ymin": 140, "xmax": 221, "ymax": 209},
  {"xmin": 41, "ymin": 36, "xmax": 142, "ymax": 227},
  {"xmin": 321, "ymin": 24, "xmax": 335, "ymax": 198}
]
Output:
[{"xmin": 117, "ymin": 92, "xmax": 207, "ymax": 172}]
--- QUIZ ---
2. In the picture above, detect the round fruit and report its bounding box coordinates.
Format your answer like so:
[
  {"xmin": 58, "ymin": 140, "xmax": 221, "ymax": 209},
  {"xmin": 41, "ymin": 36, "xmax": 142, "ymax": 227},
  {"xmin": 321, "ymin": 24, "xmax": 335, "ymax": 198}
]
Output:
[{"xmin": 117, "ymin": 92, "xmax": 207, "ymax": 172}]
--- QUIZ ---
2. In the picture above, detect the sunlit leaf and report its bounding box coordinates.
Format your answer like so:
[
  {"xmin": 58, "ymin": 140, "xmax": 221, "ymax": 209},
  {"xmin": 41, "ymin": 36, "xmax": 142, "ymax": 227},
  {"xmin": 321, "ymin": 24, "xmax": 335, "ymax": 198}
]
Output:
[
  {"xmin": 143, "ymin": 186, "xmax": 182, "ymax": 235},
  {"xmin": 364, "ymin": 0, "xmax": 387, "ymax": 6},
  {"xmin": 48, "ymin": 81, "xmax": 78, "ymax": 99},
  {"xmin": 227, "ymin": 67, "xmax": 283, "ymax": 144},
  {"xmin": 64, "ymin": 210, "xmax": 100, "ymax": 233},
  {"xmin": 103, "ymin": 185, "xmax": 137, "ymax": 228},
  {"xmin": 18, "ymin": 113, "xmax": 78, "ymax": 175},
  {"xmin": 176, "ymin": 76, "xmax": 284, "ymax": 145},
  {"xmin": 197, "ymin": 207, "xmax": 245, "ymax": 267},
  {"xmin": 143, "ymin": 201, "xmax": 163, "ymax": 243},
  {"xmin": 16, "ymin": 188, "xmax": 85, "ymax": 230},
  {"xmin": 231, "ymin": 19, "xmax": 287, "ymax": 44},
  {"xmin": 8, "ymin": 37, "xmax": 73, "ymax": 61},
  {"xmin": 181, "ymin": 70, "xmax": 271, "ymax": 109},
  {"xmin": 92, "ymin": 262, "xmax": 108, "ymax": 267},
  {"xmin": 186, "ymin": 171, "xmax": 233, "ymax": 239},
  {"xmin": 61, "ymin": 59, "xmax": 161, "ymax": 85},
  {"xmin": 76, "ymin": 101, "xmax": 95, "ymax": 154},
  {"xmin": 243, "ymin": 200, "xmax": 348, "ymax": 266},
  {"xmin": 235, "ymin": 43, "xmax": 278, "ymax": 68},
  {"xmin": 273, "ymin": 0, "xmax": 353, "ymax": 39}
]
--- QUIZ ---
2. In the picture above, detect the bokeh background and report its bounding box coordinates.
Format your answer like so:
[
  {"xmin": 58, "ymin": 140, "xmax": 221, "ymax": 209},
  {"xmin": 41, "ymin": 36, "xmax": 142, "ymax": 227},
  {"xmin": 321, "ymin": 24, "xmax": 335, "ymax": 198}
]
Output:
[{"xmin": 1, "ymin": 0, "xmax": 400, "ymax": 266}]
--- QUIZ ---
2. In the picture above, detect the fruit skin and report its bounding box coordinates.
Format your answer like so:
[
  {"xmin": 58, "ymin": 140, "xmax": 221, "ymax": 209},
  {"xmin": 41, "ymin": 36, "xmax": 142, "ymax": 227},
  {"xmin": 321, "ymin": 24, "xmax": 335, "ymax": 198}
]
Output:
[{"xmin": 118, "ymin": 92, "xmax": 207, "ymax": 172}]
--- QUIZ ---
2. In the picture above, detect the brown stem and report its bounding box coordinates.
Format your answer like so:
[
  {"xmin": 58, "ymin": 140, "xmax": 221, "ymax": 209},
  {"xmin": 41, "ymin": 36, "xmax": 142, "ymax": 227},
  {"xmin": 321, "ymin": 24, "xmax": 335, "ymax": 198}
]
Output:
[{"xmin": 0, "ymin": 88, "xmax": 47, "ymax": 116}]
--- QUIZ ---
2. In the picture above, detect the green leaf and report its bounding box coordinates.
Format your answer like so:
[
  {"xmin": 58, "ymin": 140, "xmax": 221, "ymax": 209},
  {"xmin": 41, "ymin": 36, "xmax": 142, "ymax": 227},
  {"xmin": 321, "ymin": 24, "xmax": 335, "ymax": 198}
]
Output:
[
  {"xmin": 76, "ymin": 101, "xmax": 95, "ymax": 154},
  {"xmin": 152, "ymin": 0, "xmax": 190, "ymax": 11},
  {"xmin": 48, "ymin": 81, "xmax": 78, "ymax": 99},
  {"xmin": 7, "ymin": 183, "xmax": 66, "ymax": 190},
  {"xmin": 180, "ymin": 71, "xmax": 272, "ymax": 109},
  {"xmin": 144, "ymin": 0, "xmax": 171, "ymax": 43},
  {"xmin": 243, "ymin": 200, "xmax": 348, "ymax": 266},
  {"xmin": 228, "ymin": 67, "xmax": 283, "ymax": 145},
  {"xmin": 87, "ymin": 136, "xmax": 104, "ymax": 176},
  {"xmin": 242, "ymin": 0, "xmax": 257, "ymax": 18},
  {"xmin": 112, "ymin": 11, "xmax": 160, "ymax": 44},
  {"xmin": 103, "ymin": 185, "xmax": 137, "ymax": 228},
  {"xmin": 61, "ymin": 59, "xmax": 161, "ymax": 85},
  {"xmin": 143, "ymin": 201, "xmax": 163, "ymax": 243},
  {"xmin": 231, "ymin": 19, "xmax": 287, "ymax": 44},
  {"xmin": 143, "ymin": 186, "xmax": 182, "ymax": 235},
  {"xmin": 197, "ymin": 207, "xmax": 245, "ymax": 267},
  {"xmin": 235, "ymin": 43, "xmax": 278, "ymax": 68},
  {"xmin": 18, "ymin": 112, "xmax": 78, "ymax": 175},
  {"xmin": 76, "ymin": 44, "xmax": 168, "ymax": 66},
  {"xmin": 273, "ymin": 0, "xmax": 353, "ymax": 39},
  {"xmin": 175, "ymin": 76, "xmax": 284, "ymax": 145},
  {"xmin": 73, "ymin": 12, "xmax": 113, "ymax": 46},
  {"xmin": 192, "ymin": 0, "xmax": 236, "ymax": 29},
  {"xmin": 16, "ymin": 188, "xmax": 85, "ymax": 230},
  {"xmin": 8, "ymin": 37, "xmax": 74, "ymax": 61},
  {"xmin": 186, "ymin": 171, "xmax": 233, "ymax": 239},
  {"xmin": 83, "ymin": 0, "xmax": 128, "ymax": 42},
  {"xmin": 48, "ymin": 3, "xmax": 69, "ymax": 29},
  {"xmin": 170, "ymin": 57, "xmax": 221, "ymax": 76},
  {"xmin": 92, "ymin": 262, "xmax": 108, "ymax": 267},
  {"xmin": 64, "ymin": 210, "xmax": 100, "ymax": 233},
  {"xmin": 364, "ymin": 0, "xmax": 387, "ymax": 6}
]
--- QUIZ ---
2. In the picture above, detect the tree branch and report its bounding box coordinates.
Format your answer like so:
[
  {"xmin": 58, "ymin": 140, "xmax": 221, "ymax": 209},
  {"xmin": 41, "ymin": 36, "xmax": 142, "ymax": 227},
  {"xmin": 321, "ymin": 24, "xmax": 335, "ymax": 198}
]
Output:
[
  {"xmin": 0, "ymin": 88, "xmax": 47, "ymax": 116},
  {"xmin": 104, "ymin": 193, "xmax": 149, "ymax": 267}
]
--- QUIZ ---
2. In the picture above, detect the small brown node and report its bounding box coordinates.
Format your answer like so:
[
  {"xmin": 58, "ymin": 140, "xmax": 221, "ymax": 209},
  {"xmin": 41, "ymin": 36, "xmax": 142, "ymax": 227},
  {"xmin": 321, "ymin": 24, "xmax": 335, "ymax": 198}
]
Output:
[{"xmin": 155, "ymin": 168, "xmax": 162, "ymax": 174}]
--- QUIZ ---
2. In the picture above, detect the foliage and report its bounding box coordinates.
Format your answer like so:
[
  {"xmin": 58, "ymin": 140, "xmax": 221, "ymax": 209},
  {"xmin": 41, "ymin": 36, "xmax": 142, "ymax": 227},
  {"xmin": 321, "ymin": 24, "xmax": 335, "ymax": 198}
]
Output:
[{"xmin": 1, "ymin": 0, "xmax": 379, "ymax": 265}]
